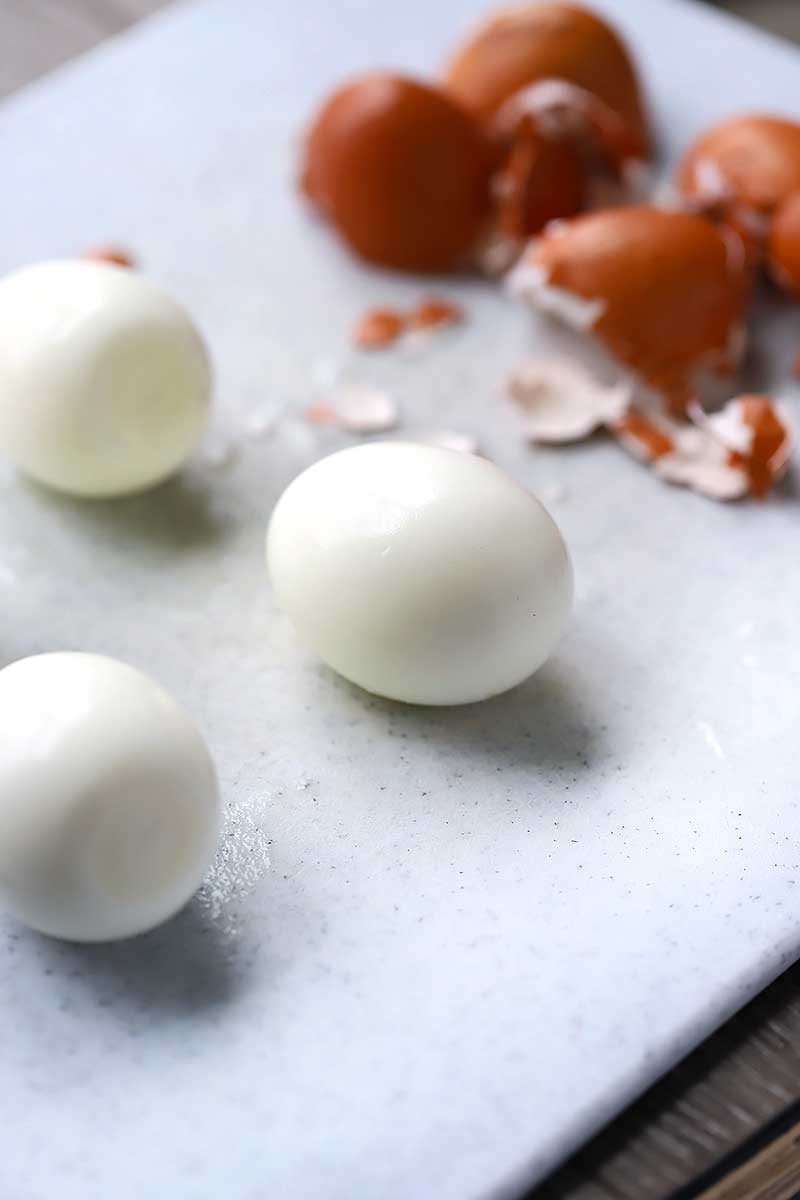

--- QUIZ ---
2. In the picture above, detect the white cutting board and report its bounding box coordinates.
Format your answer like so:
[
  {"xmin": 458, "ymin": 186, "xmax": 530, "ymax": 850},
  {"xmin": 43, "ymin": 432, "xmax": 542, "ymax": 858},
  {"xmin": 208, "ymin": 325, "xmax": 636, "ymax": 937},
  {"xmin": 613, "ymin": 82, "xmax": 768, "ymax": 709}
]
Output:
[{"xmin": 0, "ymin": 1, "xmax": 798, "ymax": 1197}]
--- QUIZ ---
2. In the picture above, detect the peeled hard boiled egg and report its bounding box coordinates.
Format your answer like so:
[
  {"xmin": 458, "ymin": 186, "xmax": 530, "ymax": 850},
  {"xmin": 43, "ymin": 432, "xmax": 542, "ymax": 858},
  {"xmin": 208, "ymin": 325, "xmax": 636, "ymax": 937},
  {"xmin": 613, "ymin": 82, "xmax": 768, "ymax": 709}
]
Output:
[
  {"xmin": 0, "ymin": 260, "xmax": 211, "ymax": 497},
  {"xmin": 0, "ymin": 653, "xmax": 220, "ymax": 942},
  {"xmin": 267, "ymin": 442, "xmax": 573, "ymax": 705}
]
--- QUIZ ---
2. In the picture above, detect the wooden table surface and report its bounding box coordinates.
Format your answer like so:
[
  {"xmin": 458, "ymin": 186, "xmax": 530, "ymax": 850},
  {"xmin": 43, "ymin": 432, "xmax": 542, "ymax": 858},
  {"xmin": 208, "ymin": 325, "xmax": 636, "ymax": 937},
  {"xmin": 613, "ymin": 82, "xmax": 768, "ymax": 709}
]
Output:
[{"xmin": 3, "ymin": 2, "xmax": 800, "ymax": 1198}]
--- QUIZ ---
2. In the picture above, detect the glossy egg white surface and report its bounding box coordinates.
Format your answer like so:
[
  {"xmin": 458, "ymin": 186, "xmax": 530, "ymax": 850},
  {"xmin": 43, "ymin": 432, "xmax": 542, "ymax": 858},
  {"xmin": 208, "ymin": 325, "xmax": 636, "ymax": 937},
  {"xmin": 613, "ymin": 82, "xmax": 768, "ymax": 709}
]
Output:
[
  {"xmin": 267, "ymin": 441, "xmax": 573, "ymax": 705},
  {"xmin": 0, "ymin": 653, "xmax": 221, "ymax": 942},
  {"xmin": 0, "ymin": 260, "xmax": 211, "ymax": 497}
]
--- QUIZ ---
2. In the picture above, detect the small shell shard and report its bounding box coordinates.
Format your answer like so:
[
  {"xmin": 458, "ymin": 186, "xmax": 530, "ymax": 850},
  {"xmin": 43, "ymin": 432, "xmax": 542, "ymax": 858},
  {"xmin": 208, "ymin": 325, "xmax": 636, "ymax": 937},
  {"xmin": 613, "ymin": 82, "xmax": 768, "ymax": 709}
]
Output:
[
  {"xmin": 410, "ymin": 429, "xmax": 480, "ymax": 455},
  {"xmin": 306, "ymin": 385, "xmax": 399, "ymax": 434},
  {"xmin": 508, "ymin": 358, "xmax": 629, "ymax": 442},
  {"xmin": 352, "ymin": 297, "xmax": 466, "ymax": 350},
  {"xmin": 612, "ymin": 409, "xmax": 675, "ymax": 461},
  {"xmin": 83, "ymin": 245, "xmax": 136, "ymax": 268},
  {"xmin": 352, "ymin": 307, "xmax": 406, "ymax": 349},
  {"xmin": 613, "ymin": 395, "xmax": 794, "ymax": 501},
  {"xmin": 408, "ymin": 297, "xmax": 465, "ymax": 330},
  {"xmin": 704, "ymin": 394, "xmax": 794, "ymax": 498},
  {"xmin": 507, "ymin": 261, "xmax": 606, "ymax": 329}
]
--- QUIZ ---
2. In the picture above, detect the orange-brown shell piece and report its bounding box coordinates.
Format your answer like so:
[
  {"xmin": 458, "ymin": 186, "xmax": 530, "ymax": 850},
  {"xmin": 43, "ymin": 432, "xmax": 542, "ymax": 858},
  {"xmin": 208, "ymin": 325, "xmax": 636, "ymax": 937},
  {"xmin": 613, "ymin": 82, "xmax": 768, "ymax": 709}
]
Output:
[
  {"xmin": 443, "ymin": 3, "xmax": 649, "ymax": 160},
  {"xmin": 352, "ymin": 307, "xmax": 407, "ymax": 348},
  {"xmin": 300, "ymin": 73, "xmax": 496, "ymax": 272},
  {"xmin": 727, "ymin": 395, "xmax": 791, "ymax": 499},
  {"xmin": 83, "ymin": 244, "xmax": 136, "ymax": 268},
  {"xmin": 493, "ymin": 116, "xmax": 584, "ymax": 237},
  {"xmin": 678, "ymin": 115, "xmax": 800, "ymax": 222},
  {"xmin": 520, "ymin": 206, "xmax": 750, "ymax": 412},
  {"xmin": 768, "ymin": 192, "xmax": 800, "ymax": 298},
  {"xmin": 408, "ymin": 297, "xmax": 466, "ymax": 329}
]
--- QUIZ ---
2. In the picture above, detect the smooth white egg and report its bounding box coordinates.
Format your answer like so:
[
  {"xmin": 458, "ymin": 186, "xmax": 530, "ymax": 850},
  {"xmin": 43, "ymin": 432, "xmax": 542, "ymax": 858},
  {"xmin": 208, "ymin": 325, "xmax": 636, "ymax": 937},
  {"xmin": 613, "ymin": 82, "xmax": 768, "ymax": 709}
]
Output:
[
  {"xmin": 267, "ymin": 442, "xmax": 573, "ymax": 705},
  {"xmin": 0, "ymin": 260, "xmax": 211, "ymax": 497},
  {"xmin": 0, "ymin": 653, "xmax": 220, "ymax": 942}
]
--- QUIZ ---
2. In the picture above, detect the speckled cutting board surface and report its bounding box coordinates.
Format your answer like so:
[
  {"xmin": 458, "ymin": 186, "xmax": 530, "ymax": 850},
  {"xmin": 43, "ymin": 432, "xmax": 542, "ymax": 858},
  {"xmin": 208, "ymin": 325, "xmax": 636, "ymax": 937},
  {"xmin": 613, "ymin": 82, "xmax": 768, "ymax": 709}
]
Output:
[{"xmin": 0, "ymin": 1, "xmax": 799, "ymax": 1197}]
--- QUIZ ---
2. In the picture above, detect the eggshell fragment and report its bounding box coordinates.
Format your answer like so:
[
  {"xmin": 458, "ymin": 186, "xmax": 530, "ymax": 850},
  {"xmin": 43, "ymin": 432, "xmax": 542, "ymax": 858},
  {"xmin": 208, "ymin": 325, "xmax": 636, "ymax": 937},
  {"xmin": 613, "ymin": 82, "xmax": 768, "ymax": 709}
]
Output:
[
  {"xmin": 700, "ymin": 394, "xmax": 794, "ymax": 498},
  {"xmin": 492, "ymin": 114, "xmax": 585, "ymax": 240},
  {"xmin": 612, "ymin": 408, "xmax": 675, "ymax": 461},
  {"xmin": 678, "ymin": 115, "xmax": 800, "ymax": 242},
  {"xmin": 83, "ymin": 244, "xmax": 136, "ymax": 268},
  {"xmin": 656, "ymin": 430, "xmax": 749, "ymax": 501},
  {"xmin": 352, "ymin": 307, "xmax": 406, "ymax": 349},
  {"xmin": 306, "ymin": 385, "xmax": 398, "ymax": 434},
  {"xmin": 612, "ymin": 408, "xmax": 748, "ymax": 500},
  {"xmin": 508, "ymin": 358, "xmax": 629, "ymax": 441},
  {"xmin": 443, "ymin": 3, "xmax": 650, "ymax": 159},
  {"xmin": 493, "ymin": 78, "xmax": 644, "ymax": 179},
  {"xmin": 300, "ymin": 73, "xmax": 495, "ymax": 271},
  {"xmin": 410, "ymin": 429, "xmax": 480, "ymax": 455},
  {"xmin": 351, "ymin": 297, "xmax": 466, "ymax": 351},
  {"xmin": 768, "ymin": 192, "xmax": 800, "ymax": 297},
  {"xmin": 511, "ymin": 206, "xmax": 750, "ymax": 413},
  {"xmin": 613, "ymin": 395, "xmax": 793, "ymax": 500},
  {"xmin": 408, "ymin": 297, "xmax": 466, "ymax": 330}
]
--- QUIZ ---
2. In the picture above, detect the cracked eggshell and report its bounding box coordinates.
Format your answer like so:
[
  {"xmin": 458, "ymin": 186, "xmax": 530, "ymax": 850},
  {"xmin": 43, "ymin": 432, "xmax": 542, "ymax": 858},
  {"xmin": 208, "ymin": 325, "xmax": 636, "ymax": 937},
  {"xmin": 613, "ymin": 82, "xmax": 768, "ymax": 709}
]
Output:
[
  {"xmin": 678, "ymin": 115, "xmax": 800, "ymax": 225},
  {"xmin": 612, "ymin": 395, "xmax": 793, "ymax": 501},
  {"xmin": 508, "ymin": 358, "xmax": 630, "ymax": 441},
  {"xmin": 493, "ymin": 78, "xmax": 647, "ymax": 184},
  {"xmin": 491, "ymin": 116, "xmax": 585, "ymax": 240},
  {"xmin": 512, "ymin": 206, "xmax": 750, "ymax": 413},
  {"xmin": 300, "ymin": 73, "xmax": 496, "ymax": 272},
  {"xmin": 703, "ymin": 394, "xmax": 794, "ymax": 498},
  {"xmin": 306, "ymin": 385, "xmax": 398, "ymax": 434},
  {"xmin": 768, "ymin": 192, "xmax": 800, "ymax": 297},
  {"xmin": 443, "ymin": 3, "xmax": 650, "ymax": 159},
  {"xmin": 612, "ymin": 408, "xmax": 748, "ymax": 500},
  {"xmin": 267, "ymin": 442, "xmax": 572, "ymax": 705}
]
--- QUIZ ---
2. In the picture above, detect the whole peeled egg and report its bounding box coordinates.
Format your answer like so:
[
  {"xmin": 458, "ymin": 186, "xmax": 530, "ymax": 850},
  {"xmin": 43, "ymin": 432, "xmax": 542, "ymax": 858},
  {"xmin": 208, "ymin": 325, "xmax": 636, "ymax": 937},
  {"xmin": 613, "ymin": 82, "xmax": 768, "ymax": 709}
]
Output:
[
  {"xmin": 443, "ymin": 3, "xmax": 650, "ymax": 160},
  {"xmin": 768, "ymin": 192, "xmax": 800, "ymax": 297},
  {"xmin": 267, "ymin": 442, "xmax": 573, "ymax": 705},
  {"xmin": 0, "ymin": 653, "xmax": 220, "ymax": 941},
  {"xmin": 301, "ymin": 73, "xmax": 496, "ymax": 271},
  {"xmin": 0, "ymin": 260, "xmax": 211, "ymax": 497}
]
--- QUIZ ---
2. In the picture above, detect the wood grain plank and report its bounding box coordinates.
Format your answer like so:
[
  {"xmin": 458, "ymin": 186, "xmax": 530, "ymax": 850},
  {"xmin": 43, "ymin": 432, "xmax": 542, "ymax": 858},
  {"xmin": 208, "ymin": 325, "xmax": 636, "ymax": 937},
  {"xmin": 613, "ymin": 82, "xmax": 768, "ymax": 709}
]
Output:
[
  {"xmin": 534, "ymin": 963, "xmax": 800, "ymax": 1198},
  {"xmin": 696, "ymin": 1118, "xmax": 800, "ymax": 1200}
]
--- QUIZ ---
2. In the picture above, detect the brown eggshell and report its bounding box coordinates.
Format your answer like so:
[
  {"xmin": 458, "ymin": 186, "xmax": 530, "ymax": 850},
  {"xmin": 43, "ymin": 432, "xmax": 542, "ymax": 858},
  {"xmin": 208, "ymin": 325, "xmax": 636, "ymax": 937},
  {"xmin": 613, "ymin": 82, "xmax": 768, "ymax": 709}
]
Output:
[
  {"xmin": 768, "ymin": 192, "xmax": 800, "ymax": 298},
  {"xmin": 730, "ymin": 394, "xmax": 792, "ymax": 498},
  {"xmin": 493, "ymin": 116, "xmax": 584, "ymax": 237},
  {"xmin": 678, "ymin": 115, "xmax": 800, "ymax": 224},
  {"xmin": 82, "ymin": 244, "xmax": 136, "ymax": 268},
  {"xmin": 443, "ymin": 3, "xmax": 650, "ymax": 160},
  {"xmin": 300, "ymin": 73, "xmax": 496, "ymax": 272},
  {"xmin": 515, "ymin": 206, "xmax": 750, "ymax": 412}
]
